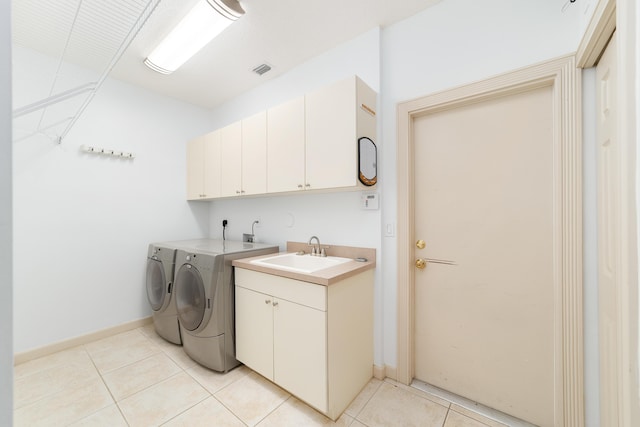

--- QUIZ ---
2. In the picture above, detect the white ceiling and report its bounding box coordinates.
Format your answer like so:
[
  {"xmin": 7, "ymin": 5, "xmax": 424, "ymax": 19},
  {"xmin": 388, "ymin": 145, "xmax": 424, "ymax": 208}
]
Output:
[{"xmin": 12, "ymin": 0, "xmax": 442, "ymax": 110}]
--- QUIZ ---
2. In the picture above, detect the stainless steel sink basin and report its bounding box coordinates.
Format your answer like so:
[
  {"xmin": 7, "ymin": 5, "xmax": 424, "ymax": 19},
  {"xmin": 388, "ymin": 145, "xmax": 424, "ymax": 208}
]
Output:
[{"xmin": 250, "ymin": 253, "xmax": 351, "ymax": 274}]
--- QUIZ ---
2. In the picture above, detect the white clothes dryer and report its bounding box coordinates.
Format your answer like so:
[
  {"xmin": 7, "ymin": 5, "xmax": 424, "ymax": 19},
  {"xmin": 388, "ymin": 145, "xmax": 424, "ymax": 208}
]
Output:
[
  {"xmin": 174, "ymin": 240, "xmax": 278, "ymax": 372},
  {"xmin": 146, "ymin": 243, "xmax": 180, "ymax": 344}
]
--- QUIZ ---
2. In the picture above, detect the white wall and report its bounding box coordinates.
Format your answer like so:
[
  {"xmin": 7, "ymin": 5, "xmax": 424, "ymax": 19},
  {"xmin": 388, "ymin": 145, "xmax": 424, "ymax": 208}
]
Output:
[
  {"xmin": 0, "ymin": 0, "xmax": 12, "ymax": 422},
  {"xmin": 206, "ymin": 27, "xmax": 385, "ymax": 365},
  {"xmin": 12, "ymin": 47, "xmax": 212, "ymax": 353},
  {"xmin": 578, "ymin": 0, "xmax": 599, "ymax": 35}
]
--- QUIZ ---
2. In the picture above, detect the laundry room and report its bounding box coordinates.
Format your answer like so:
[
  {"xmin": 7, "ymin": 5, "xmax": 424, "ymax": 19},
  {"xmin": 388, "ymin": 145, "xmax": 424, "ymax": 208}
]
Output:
[{"xmin": 3, "ymin": 0, "xmax": 639, "ymax": 426}]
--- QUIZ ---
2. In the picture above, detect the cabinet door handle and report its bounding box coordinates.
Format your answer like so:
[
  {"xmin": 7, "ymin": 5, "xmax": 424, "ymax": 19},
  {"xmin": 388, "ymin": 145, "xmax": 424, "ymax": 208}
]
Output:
[
  {"xmin": 265, "ymin": 299, "xmax": 271, "ymax": 305},
  {"xmin": 272, "ymin": 301, "xmax": 279, "ymax": 307},
  {"xmin": 297, "ymin": 184, "xmax": 303, "ymax": 189}
]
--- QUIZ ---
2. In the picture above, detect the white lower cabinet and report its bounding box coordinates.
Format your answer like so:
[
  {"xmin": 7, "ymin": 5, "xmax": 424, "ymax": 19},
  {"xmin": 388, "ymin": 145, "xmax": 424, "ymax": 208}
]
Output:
[
  {"xmin": 235, "ymin": 267, "xmax": 373, "ymax": 420},
  {"xmin": 274, "ymin": 297, "xmax": 327, "ymax": 411},
  {"xmin": 235, "ymin": 285, "xmax": 275, "ymax": 379}
]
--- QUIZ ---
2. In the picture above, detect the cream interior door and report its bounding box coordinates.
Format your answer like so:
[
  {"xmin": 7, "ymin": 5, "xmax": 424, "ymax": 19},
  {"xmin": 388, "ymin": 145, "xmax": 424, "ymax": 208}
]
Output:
[
  {"xmin": 413, "ymin": 85, "xmax": 555, "ymax": 426},
  {"xmin": 596, "ymin": 31, "xmax": 619, "ymax": 427}
]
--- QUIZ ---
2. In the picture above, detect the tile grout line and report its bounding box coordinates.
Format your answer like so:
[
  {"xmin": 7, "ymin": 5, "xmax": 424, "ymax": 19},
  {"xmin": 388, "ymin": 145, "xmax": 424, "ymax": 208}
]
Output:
[
  {"xmin": 12, "ymin": 348, "xmax": 96, "ymax": 411},
  {"xmin": 182, "ymin": 364, "xmax": 254, "ymax": 426},
  {"xmin": 448, "ymin": 407, "xmax": 499, "ymax": 427},
  {"xmin": 98, "ymin": 332, "xmax": 188, "ymax": 426},
  {"xmin": 349, "ymin": 379, "xmax": 384, "ymax": 424},
  {"xmin": 158, "ymin": 358, "xmax": 224, "ymax": 427},
  {"xmin": 207, "ymin": 369, "xmax": 293, "ymax": 427},
  {"xmin": 442, "ymin": 408, "xmax": 451, "ymax": 427},
  {"xmin": 210, "ymin": 393, "xmax": 251, "ymax": 427},
  {"xmin": 251, "ymin": 394, "xmax": 293, "ymax": 427},
  {"xmin": 412, "ymin": 380, "xmax": 529, "ymax": 427},
  {"xmin": 158, "ymin": 393, "xmax": 211, "ymax": 427},
  {"xmin": 137, "ymin": 325, "xmax": 252, "ymax": 426},
  {"xmin": 82, "ymin": 341, "xmax": 131, "ymax": 426},
  {"xmin": 384, "ymin": 378, "xmax": 453, "ymax": 410}
]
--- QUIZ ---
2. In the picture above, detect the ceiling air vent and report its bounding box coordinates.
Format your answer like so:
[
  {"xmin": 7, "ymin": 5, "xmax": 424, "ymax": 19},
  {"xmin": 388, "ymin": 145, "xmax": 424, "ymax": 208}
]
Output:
[{"xmin": 252, "ymin": 63, "xmax": 272, "ymax": 76}]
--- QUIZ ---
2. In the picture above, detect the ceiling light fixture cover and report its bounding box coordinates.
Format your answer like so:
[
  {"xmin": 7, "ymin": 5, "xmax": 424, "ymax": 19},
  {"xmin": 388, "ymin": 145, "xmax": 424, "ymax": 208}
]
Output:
[{"xmin": 144, "ymin": 0, "xmax": 244, "ymax": 74}]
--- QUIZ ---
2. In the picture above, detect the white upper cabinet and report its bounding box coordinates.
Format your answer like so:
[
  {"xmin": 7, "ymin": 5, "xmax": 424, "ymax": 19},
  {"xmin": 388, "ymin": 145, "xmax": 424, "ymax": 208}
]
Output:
[
  {"xmin": 305, "ymin": 76, "xmax": 377, "ymax": 191},
  {"xmin": 219, "ymin": 121, "xmax": 243, "ymax": 197},
  {"xmin": 186, "ymin": 130, "xmax": 221, "ymax": 200},
  {"xmin": 187, "ymin": 134, "xmax": 205, "ymax": 200},
  {"xmin": 242, "ymin": 111, "xmax": 267, "ymax": 196},
  {"xmin": 204, "ymin": 130, "xmax": 221, "ymax": 198},
  {"xmin": 186, "ymin": 76, "xmax": 377, "ymax": 200},
  {"xmin": 267, "ymin": 96, "xmax": 305, "ymax": 193}
]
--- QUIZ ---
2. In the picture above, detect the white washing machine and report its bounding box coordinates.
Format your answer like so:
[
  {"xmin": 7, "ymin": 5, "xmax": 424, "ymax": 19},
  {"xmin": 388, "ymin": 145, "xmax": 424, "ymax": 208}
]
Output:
[
  {"xmin": 146, "ymin": 243, "xmax": 181, "ymax": 344},
  {"xmin": 173, "ymin": 240, "xmax": 278, "ymax": 372}
]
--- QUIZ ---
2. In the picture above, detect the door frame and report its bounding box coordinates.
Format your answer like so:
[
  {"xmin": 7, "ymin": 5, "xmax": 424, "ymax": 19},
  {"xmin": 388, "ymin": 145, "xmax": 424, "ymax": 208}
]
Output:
[
  {"xmin": 396, "ymin": 55, "xmax": 583, "ymax": 426},
  {"xmin": 576, "ymin": 0, "xmax": 640, "ymax": 425}
]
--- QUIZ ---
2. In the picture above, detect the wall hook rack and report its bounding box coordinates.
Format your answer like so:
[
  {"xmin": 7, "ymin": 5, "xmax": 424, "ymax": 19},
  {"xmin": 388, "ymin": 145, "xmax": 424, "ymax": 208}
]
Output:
[{"xmin": 80, "ymin": 144, "xmax": 135, "ymax": 159}]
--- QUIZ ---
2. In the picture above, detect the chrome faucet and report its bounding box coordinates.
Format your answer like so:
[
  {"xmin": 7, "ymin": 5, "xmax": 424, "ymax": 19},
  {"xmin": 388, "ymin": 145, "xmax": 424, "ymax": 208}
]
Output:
[
  {"xmin": 243, "ymin": 220, "xmax": 260, "ymax": 243},
  {"xmin": 308, "ymin": 235, "xmax": 322, "ymax": 256}
]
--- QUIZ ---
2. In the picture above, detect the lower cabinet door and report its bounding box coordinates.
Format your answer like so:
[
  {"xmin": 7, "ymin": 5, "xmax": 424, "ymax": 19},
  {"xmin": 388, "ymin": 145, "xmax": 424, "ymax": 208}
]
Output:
[
  {"xmin": 235, "ymin": 286, "xmax": 274, "ymax": 379},
  {"xmin": 273, "ymin": 298, "xmax": 327, "ymax": 412}
]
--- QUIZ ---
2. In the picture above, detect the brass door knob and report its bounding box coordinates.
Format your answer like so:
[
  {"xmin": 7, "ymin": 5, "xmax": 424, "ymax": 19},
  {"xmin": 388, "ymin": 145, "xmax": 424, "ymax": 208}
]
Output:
[
  {"xmin": 416, "ymin": 240, "xmax": 426, "ymax": 249},
  {"xmin": 415, "ymin": 259, "xmax": 427, "ymax": 269}
]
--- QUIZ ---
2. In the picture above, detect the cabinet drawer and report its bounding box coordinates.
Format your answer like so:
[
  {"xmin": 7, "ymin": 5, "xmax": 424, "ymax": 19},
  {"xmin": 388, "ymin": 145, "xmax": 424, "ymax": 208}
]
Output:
[{"xmin": 235, "ymin": 268, "xmax": 326, "ymax": 311}]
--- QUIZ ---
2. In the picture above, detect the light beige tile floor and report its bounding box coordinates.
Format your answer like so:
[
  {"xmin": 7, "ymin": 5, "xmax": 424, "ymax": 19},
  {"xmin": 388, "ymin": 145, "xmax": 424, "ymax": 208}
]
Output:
[{"xmin": 13, "ymin": 325, "xmax": 510, "ymax": 426}]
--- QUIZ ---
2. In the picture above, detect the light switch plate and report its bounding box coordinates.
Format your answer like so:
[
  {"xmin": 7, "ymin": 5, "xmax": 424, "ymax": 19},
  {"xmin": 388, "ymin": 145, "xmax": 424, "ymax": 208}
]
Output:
[{"xmin": 384, "ymin": 222, "xmax": 396, "ymax": 237}]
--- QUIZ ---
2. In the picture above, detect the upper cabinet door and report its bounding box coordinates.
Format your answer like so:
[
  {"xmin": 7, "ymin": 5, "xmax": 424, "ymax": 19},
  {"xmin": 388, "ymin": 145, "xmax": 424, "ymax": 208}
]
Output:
[
  {"xmin": 267, "ymin": 97, "xmax": 305, "ymax": 193},
  {"xmin": 186, "ymin": 134, "xmax": 205, "ymax": 200},
  {"xmin": 305, "ymin": 77, "xmax": 357, "ymax": 190},
  {"xmin": 220, "ymin": 121, "xmax": 243, "ymax": 197},
  {"xmin": 203, "ymin": 129, "xmax": 221, "ymax": 199},
  {"xmin": 242, "ymin": 111, "xmax": 267, "ymax": 196}
]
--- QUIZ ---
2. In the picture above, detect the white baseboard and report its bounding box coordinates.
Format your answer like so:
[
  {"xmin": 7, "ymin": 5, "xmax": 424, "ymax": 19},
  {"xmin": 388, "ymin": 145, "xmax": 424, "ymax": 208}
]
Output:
[
  {"xmin": 14, "ymin": 317, "xmax": 153, "ymax": 365},
  {"xmin": 373, "ymin": 364, "xmax": 397, "ymax": 381}
]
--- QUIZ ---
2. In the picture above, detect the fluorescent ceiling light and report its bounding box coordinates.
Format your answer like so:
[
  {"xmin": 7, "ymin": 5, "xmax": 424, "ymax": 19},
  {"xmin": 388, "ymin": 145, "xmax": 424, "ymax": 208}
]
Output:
[{"xmin": 144, "ymin": 0, "xmax": 244, "ymax": 74}]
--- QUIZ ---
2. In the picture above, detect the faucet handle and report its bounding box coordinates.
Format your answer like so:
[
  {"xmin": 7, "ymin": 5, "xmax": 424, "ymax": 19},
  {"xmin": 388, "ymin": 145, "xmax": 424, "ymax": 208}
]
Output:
[
  {"xmin": 320, "ymin": 247, "xmax": 326, "ymax": 257},
  {"xmin": 310, "ymin": 246, "xmax": 317, "ymax": 256}
]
